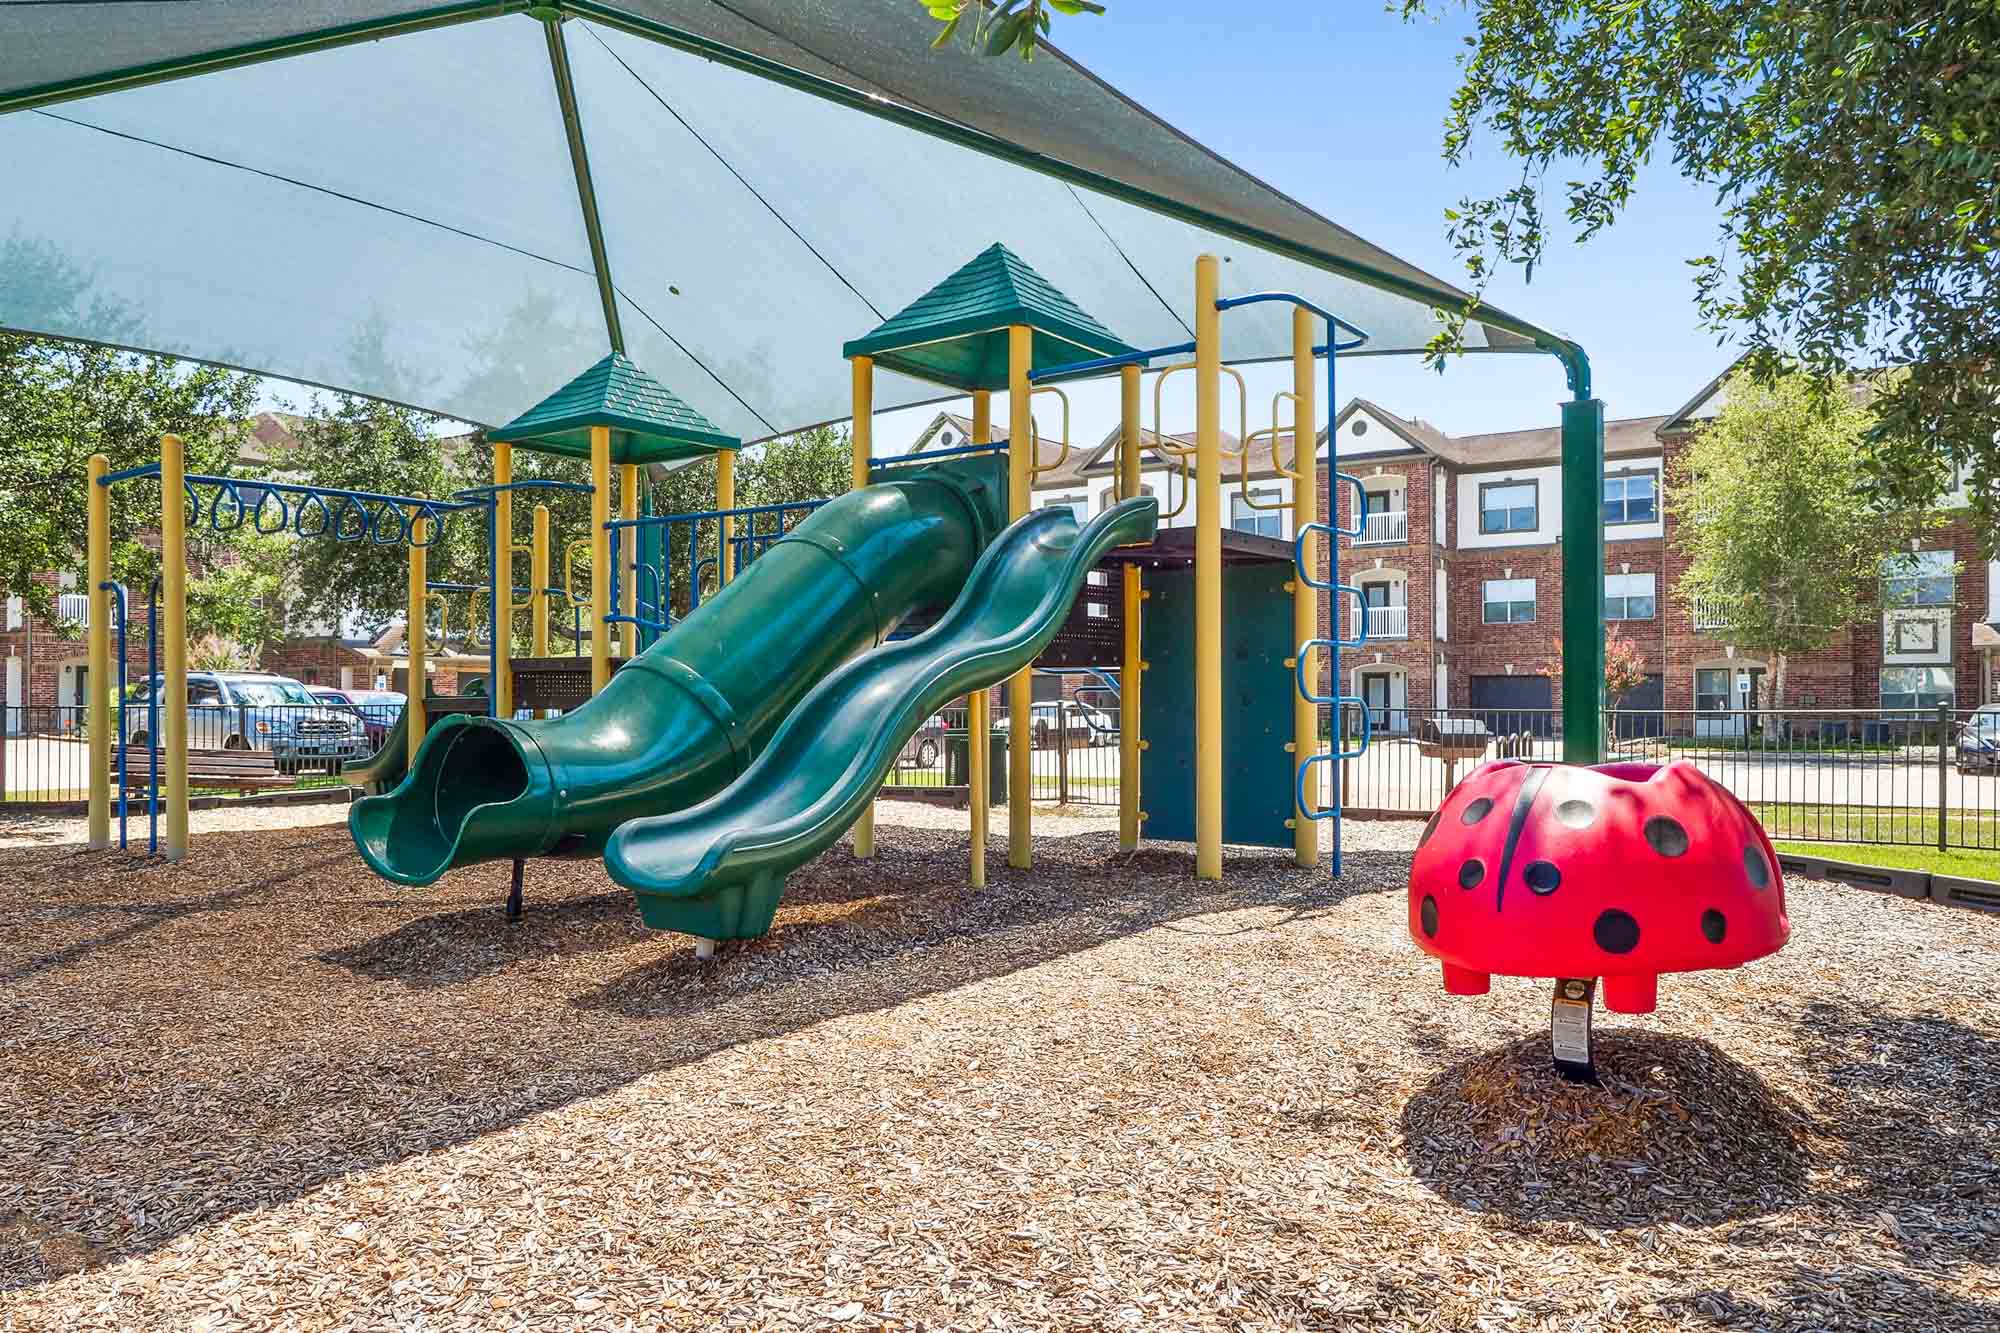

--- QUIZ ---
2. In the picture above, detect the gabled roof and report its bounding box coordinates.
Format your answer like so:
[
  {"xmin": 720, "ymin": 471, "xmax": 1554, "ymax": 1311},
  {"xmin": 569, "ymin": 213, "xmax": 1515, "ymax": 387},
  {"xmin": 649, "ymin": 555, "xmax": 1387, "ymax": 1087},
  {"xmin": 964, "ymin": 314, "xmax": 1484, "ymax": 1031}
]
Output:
[
  {"xmin": 487, "ymin": 353, "xmax": 739, "ymax": 465},
  {"xmin": 904, "ymin": 410, "xmax": 1011, "ymax": 455},
  {"xmin": 843, "ymin": 244, "xmax": 1139, "ymax": 391},
  {"xmin": 1330, "ymin": 397, "xmax": 1667, "ymax": 469}
]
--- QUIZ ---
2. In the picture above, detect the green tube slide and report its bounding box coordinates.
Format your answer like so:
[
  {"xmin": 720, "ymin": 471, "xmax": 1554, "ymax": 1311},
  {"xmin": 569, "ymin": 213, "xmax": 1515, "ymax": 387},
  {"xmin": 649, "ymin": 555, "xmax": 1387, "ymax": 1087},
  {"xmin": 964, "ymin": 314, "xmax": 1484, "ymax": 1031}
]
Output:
[
  {"xmin": 603, "ymin": 495, "xmax": 1160, "ymax": 940},
  {"xmin": 340, "ymin": 675, "xmax": 488, "ymax": 796},
  {"xmin": 348, "ymin": 459, "xmax": 1007, "ymax": 885}
]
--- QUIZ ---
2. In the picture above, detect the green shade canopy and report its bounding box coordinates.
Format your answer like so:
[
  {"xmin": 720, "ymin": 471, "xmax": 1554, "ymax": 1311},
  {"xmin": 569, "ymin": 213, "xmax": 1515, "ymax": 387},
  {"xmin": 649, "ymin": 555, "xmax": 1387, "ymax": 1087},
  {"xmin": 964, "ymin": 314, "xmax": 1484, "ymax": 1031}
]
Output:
[
  {"xmin": 487, "ymin": 352, "xmax": 738, "ymax": 463},
  {"xmin": 842, "ymin": 243, "xmax": 1138, "ymax": 391}
]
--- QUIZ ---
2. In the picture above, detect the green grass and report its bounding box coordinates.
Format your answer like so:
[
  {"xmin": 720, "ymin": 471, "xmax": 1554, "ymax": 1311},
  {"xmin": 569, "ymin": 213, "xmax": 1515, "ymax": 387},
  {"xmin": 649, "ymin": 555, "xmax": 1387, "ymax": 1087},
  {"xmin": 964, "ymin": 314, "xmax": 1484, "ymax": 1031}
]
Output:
[
  {"xmin": 1749, "ymin": 802, "xmax": 2000, "ymax": 846},
  {"xmin": 1771, "ymin": 839, "xmax": 2000, "ymax": 881}
]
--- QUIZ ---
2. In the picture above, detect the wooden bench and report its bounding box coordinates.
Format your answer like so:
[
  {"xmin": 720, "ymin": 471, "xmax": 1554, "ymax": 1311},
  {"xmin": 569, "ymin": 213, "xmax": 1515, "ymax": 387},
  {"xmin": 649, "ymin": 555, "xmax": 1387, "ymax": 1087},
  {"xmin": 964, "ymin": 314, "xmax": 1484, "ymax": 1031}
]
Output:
[{"xmin": 108, "ymin": 747, "xmax": 293, "ymax": 794}]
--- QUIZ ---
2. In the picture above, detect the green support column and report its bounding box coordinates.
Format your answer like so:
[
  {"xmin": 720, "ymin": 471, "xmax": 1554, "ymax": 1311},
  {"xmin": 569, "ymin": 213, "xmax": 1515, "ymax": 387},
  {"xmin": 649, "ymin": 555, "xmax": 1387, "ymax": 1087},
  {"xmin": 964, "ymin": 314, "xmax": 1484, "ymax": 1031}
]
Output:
[{"xmin": 1560, "ymin": 395, "xmax": 1607, "ymax": 764}]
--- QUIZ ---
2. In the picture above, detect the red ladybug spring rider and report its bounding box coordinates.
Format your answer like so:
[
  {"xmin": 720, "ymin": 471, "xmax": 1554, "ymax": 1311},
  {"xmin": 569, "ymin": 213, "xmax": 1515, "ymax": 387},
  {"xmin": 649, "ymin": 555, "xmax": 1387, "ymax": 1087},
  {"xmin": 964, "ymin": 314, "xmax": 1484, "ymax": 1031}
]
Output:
[{"xmin": 1409, "ymin": 760, "xmax": 1789, "ymax": 1016}]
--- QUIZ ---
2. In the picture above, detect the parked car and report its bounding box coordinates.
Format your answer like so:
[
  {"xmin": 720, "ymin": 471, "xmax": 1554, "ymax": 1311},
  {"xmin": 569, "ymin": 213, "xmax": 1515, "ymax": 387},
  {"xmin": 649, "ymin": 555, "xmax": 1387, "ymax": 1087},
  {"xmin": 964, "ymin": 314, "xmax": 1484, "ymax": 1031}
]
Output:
[
  {"xmin": 899, "ymin": 712, "xmax": 950, "ymax": 768},
  {"xmin": 308, "ymin": 687, "xmax": 405, "ymax": 752},
  {"xmin": 123, "ymin": 671, "xmax": 370, "ymax": 774},
  {"xmin": 1956, "ymin": 707, "xmax": 2000, "ymax": 773},
  {"xmin": 992, "ymin": 699, "xmax": 1117, "ymax": 747}
]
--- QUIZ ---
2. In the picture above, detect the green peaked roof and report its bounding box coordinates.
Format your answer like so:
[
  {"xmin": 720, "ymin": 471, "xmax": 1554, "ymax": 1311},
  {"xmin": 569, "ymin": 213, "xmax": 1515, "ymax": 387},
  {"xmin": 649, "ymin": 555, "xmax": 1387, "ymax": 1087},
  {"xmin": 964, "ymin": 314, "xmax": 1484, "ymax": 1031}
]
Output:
[
  {"xmin": 487, "ymin": 353, "xmax": 738, "ymax": 464},
  {"xmin": 842, "ymin": 243, "xmax": 1139, "ymax": 391}
]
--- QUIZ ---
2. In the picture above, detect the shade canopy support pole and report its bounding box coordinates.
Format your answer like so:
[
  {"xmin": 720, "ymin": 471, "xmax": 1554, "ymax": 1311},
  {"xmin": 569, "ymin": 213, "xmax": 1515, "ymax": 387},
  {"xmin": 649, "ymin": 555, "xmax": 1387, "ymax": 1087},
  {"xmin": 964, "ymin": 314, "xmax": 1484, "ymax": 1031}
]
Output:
[{"xmin": 542, "ymin": 12, "xmax": 625, "ymax": 354}]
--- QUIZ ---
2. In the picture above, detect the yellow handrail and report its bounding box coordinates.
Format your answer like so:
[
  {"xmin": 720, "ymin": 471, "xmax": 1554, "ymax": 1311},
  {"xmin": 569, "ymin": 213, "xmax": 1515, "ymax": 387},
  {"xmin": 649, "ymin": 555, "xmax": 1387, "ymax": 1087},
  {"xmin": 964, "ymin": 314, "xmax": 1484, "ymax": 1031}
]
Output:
[
  {"xmin": 423, "ymin": 588, "xmax": 450, "ymax": 657},
  {"xmin": 1026, "ymin": 385, "xmax": 1073, "ymax": 479},
  {"xmin": 1235, "ymin": 389, "xmax": 1304, "ymax": 513},
  {"xmin": 505, "ymin": 541, "xmax": 538, "ymax": 614},
  {"xmin": 563, "ymin": 536, "xmax": 594, "ymax": 612}
]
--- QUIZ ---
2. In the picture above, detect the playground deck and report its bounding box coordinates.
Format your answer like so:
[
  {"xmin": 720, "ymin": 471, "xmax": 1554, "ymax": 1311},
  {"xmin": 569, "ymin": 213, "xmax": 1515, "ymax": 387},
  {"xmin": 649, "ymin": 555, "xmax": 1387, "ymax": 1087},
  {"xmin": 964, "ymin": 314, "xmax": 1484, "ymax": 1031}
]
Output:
[{"xmin": 2, "ymin": 805, "xmax": 1995, "ymax": 1330}]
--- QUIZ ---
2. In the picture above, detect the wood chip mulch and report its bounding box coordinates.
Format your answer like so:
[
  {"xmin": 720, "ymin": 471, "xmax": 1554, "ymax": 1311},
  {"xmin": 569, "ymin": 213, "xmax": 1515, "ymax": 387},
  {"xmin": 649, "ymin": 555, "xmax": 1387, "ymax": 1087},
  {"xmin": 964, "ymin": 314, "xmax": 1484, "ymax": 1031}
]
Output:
[{"xmin": 1, "ymin": 807, "xmax": 1996, "ymax": 1330}]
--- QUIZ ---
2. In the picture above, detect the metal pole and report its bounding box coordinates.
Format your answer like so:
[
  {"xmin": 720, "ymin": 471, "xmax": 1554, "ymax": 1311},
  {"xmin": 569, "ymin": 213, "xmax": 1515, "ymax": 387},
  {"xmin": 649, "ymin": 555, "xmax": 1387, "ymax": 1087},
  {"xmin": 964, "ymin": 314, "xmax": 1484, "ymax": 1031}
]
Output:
[
  {"xmin": 1560, "ymin": 397, "xmax": 1607, "ymax": 763},
  {"xmin": 590, "ymin": 425, "xmax": 612, "ymax": 696},
  {"xmin": 1193, "ymin": 256, "xmax": 1223, "ymax": 879},
  {"xmin": 1940, "ymin": 700, "xmax": 1951, "ymax": 852},
  {"xmin": 86, "ymin": 453, "xmax": 110, "ymax": 848},
  {"xmin": 493, "ymin": 441, "xmax": 513, "ymax": 719},
  {"xmin": 1008, "ymin": 324, "xmax": 1035, "ymax": 869},
  {"xmin": 1290, "ymin": 307, "xmax": 1319, "ymax": 868},
  {"xmin": 850, "ymin": 355, "xmax": 877, "ymax": 860},
  {"xmin": 717, "ymin": 449, "xmax": 736, "ymax": 586},
  {"xmin": 969, "ymin": 388, "xmax": 992, "ymax": 887},
  {"xmin": 1058, "ymin": 700, "xmax": 1071, "ymax": 805},
  {"xmin": 159, "ymin": 433, "xmax": 189, "ymax": 862},
  {"xmin": 1117, "ymin": 365, "xmax": 1143, "ymax": 853},
  {"xmin": 532, "ymin": 501, "xmax": 551, "ymax": 709},
  {"xmin": 1328, "ymin": 321, "xmax": 1343, "ymax": 877},
  {"xmin": 618, "ymin": 462, "xmax": 639, "ymax": 658},
  {"xmin": 406, "ymin": 512, "xmax": 427, "ymax": 769}
]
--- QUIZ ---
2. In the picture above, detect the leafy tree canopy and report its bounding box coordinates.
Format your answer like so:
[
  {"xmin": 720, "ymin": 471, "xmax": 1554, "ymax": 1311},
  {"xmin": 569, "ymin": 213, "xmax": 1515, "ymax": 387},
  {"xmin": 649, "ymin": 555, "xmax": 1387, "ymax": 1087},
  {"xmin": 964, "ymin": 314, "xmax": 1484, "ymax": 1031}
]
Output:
[
  {"xmin": 1396, "ymin": 1, "xmax": 2000, "ymax": 543},
  {"xmin": 922, "ymin": 0, "xmax": 1106, "ymax": 59}
]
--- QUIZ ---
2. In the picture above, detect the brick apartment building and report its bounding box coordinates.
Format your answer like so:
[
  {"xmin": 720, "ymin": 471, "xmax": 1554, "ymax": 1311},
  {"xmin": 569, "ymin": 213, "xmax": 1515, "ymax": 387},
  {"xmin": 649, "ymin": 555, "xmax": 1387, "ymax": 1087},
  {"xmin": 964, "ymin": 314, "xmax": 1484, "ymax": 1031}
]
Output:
[{"xmin": 1317, "ymin": 368, "xmax": 1998, "ymax": 732}]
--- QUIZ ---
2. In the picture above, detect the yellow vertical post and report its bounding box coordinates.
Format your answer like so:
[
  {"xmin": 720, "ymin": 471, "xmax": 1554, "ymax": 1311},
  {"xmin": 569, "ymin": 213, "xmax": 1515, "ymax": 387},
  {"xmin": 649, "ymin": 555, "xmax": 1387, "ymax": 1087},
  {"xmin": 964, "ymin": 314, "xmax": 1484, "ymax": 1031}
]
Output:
[
  {"xmin": 850, "ymin": 355, "xmax": 877, "ymax": 860},
  {"xmin": 406, "ymin": 512, "xmax": 428, "ymax": 769},
  {"xmin": 493, "ymin": 442, "xmax": 514, "ymax": 720},
  {"xmin": 1117, "ymin": 366, "xmax": 1143, "ymax": 853},
  {"xmin": 1194, "ymin": 255, "xmax": 1223, "ymax": 880},
  {"xmin": 530, "ymin": 502, "xmax": 551, "ymax": 719},
  {"xmin": 159, "ymin": 433, "xmax": 189, "ymax": 862},
  {"xmin": 717, "ymin": 449, "xmax": 736, "ymax": 586},
  {"xmin": 967, "ymin": 389, "xmax": 992, "ymax": 887},
  {"xmin": 590, "ymin": 426, "xmax": 612, "ymax": 696},
  {"xmin": 531, "ymin": 503, "xmax": 551, "ymax": 659},
  {"xmin": 1291, "ymin": 306, "xmax": 1320, "ymax": 868},
  {"xmin": 1007, "ymin": 324, "xmax": 1033, "ymax": 869},
  {"xmin": 86, "ymin": 453, "xmax": 110, "ymax": 848},
  {"xmin": 618, "ymin": 462, "xmax": 638, "ymax": 658}
]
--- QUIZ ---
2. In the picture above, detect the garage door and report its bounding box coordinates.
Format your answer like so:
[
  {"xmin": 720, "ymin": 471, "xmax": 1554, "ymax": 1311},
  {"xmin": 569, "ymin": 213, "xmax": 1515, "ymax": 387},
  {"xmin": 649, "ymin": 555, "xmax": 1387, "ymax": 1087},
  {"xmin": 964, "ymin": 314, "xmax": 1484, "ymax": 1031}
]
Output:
[
  {"xmin": 1612, "ymin": 673, "xmax": 1664, "ymax": 738},
  {"xmin": 1470, "ymin": 674, "xmax": 1554, "ymax": 736}
]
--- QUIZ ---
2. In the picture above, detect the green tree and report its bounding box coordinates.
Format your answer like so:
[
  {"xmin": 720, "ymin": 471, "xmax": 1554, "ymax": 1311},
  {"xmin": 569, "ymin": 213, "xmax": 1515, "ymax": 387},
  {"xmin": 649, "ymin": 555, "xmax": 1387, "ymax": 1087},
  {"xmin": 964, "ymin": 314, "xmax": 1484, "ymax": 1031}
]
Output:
[
  {"xmin": 739, "ymin": 424, "xmax": 851, "ymax": 508},
  {"xmin": 921, "ymin": 1, "xmax": 1106, "ymax": 59},
  {"xmin": 1667, "ymin": 370, "xmax": 1936, "ymax": 715},
  {"xmin": 1397, "ymin": 1, "xmax": 2000, "ymax": 543},
  {"xmin": 0, "ymin": 334, "xmax": 259, "ymax": 621}
]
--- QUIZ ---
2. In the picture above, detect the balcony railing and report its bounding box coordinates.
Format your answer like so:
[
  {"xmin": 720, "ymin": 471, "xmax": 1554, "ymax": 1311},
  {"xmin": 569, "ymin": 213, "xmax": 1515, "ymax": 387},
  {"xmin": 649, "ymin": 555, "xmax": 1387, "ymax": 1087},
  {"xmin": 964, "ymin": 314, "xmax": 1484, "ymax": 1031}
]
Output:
[
  {"xmin": 1365, "ymin": 604, "xmax": 1409, "ymax": 639},
  {"xmin": 1356, "ymin": 509, "xmax": 1409, "ymax": 545},
  {"xmin": 55, "ymin": 592, "xmax": 90, "ymax": 628},
  {"xmin": 1690, "ymin": 596, "xmax": 1731, "ymax": 632}
]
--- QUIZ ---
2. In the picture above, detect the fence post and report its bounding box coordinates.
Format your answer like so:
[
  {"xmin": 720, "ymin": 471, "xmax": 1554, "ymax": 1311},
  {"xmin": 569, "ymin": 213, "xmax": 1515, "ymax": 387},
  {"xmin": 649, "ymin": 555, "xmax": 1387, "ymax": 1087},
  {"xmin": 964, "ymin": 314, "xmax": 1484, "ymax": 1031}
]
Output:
[
  {"xmin": 1058, "ymin": 702, "xmax": 1071, "ymax": 805},
  {"xmin": 1939, "ymin": 701, "xmax": 1951, "ymax": 853}
]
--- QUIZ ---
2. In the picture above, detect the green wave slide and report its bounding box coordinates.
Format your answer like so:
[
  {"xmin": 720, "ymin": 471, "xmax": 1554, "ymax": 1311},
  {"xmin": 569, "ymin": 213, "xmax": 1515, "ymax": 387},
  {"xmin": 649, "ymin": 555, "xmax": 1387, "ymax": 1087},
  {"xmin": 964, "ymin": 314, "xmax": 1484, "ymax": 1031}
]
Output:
[
  {"xmin": 348, "ymin": 459, "xmax": 1007, "ymax": 885},
  {"xmin": 603, "ymin": 495, "xmax": 1159, "ymax": 940}
]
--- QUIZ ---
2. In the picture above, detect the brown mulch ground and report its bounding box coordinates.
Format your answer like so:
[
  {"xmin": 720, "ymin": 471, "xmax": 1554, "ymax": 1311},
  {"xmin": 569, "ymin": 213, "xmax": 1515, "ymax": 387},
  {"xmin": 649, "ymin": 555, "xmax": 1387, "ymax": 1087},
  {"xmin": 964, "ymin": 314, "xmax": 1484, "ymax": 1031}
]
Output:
[{"xmin": 1, "ymin": 805, "xmax": 1996, "ymax": 1330}]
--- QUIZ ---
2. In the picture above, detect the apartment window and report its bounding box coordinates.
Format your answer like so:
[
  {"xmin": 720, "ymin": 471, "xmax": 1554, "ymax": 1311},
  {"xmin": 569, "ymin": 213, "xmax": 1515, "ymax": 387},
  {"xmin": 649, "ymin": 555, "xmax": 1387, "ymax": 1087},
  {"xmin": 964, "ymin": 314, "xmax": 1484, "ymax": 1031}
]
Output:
[
  {"xmin": 1481, "ymin": 577, "xmax": 1536, "ymax": 624},
  {"xmin": 1478, "ymin": 480, "xmax": 1538, "ymax": 534},
  {"xmin": 1603, "ymin": 470, "xmax": 1658, "ymax": 524},
  {"xmin": 1882, "ymin": 550, "xmax": 1954, "ymax": 607},
  {"xmin": 1042, "ymin": 494, "xmax": 1087, "ymax": 521},
  {"xmin": 1695, "ymin": 668, "xmax": 1732, "ymax": 714},
  {"xmin": 1605, "ymin": 572, "xmax": 1656, "ymax": 621},
  {"xmin": 1881, "ymin": 666, "xmax": 1955, "ymax": 715},
  {"xmin": 1230, "ymin": 490, "xmax": 1283, "ymax": 538},
  {"xmin": 1364, "ymin": 488, "xmax": 1394, "ymax": 517}
]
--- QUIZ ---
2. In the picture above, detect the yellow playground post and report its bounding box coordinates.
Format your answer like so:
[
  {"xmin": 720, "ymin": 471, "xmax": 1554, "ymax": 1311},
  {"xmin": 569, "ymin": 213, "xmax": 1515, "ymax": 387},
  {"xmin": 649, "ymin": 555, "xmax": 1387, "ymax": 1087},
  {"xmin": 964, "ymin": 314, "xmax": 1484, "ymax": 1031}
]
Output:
[
  {"xmin": 159, "ymin": 433, "xmax": 189, "ymax": 862},
  {"xmin": 717, "ymin": 448, "xmax": 736, "ymax": 585},
  {"xmin": 406, "ymin": 512, "xmax": 428, "ymax": 769},
  {"xmin": 86, "ymin": 453, "xmax": 110, "ymax": 849},
  {"xmin": 1193, "ymin": 255, "xmax": 1222, "ymax": 880},
  {"xmin": 1006, "ymin": 324, "xmax": 1033, "ymax": 869},
  {"xmin": 849, "ymin": 353, "xmax": 877, "ymax": 860},
  {"xmin": 1291, "ymin": 306, "xmax": 1320, "ymax": 868},
  {"xmin": 618, "ymin": 462, "xmax": 639, "ymax": 658},
  {"xmin": 968, "ymin": 388, "xmax": 992, "ymax": 887},
  {"xmin": 493, "ymin": 441, "xmax": 514, "ymax": 719},
  {"xmin": 589, "ymin": 424, "xmax": 611, "ymax": 696},
  {"xmin": 1117, "ymin": 367, "xmax": 1144, "ymax": 853}
]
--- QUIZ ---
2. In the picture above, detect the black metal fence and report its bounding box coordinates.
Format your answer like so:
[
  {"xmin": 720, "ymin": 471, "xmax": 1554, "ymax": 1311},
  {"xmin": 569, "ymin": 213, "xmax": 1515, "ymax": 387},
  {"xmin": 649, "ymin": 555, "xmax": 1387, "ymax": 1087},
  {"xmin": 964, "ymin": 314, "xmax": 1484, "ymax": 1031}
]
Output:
[
  {"xmin": 2, "ymin": 702, "xmax": 392, "ymax": 802},
  {"xmin": 1326, "ymin": 705, "xmax": 2000, "ymax": 853},
  {"xmin": 878, "ymin": 696, "xmax": 1122, "ymax": 807}
]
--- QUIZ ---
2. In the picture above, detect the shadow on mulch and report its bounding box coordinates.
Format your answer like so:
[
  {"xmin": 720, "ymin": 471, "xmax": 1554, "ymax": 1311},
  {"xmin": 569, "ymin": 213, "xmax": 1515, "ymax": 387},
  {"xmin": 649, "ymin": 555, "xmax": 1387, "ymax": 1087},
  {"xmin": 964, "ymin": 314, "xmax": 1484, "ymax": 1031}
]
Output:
[
  {"xmin": 1399, "ymin": 1030, "xmax": 1812, "ymax": 1229},
  {"xmin": 3, "ymin": 821, "xmax": 1382, "ymax": 1292}
]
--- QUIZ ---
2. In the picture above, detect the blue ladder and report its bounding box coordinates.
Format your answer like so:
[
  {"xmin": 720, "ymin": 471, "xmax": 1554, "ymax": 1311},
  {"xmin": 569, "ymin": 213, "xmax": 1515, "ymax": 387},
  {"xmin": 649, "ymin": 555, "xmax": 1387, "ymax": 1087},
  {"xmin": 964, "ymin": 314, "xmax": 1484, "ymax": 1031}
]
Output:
[{"xmin": 1294, "ymin": 473, "xmax": 1371, "ymax": 876}]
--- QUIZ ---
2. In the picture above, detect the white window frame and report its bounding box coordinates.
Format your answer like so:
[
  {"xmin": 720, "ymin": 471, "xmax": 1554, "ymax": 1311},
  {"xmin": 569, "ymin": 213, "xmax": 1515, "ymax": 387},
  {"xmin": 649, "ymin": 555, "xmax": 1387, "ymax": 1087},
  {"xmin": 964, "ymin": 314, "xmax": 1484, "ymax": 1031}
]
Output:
[
  {"xmin": 1883, "ymin": 550, "xmax": 1954, "ymax": 608},
  {"xmin": 1481, "ymin": 577, "xmax": 1536, "ymax": 624},
  {"xmin": 1229, "ymin": 489, "xmax": 1284, "ymax": 538},
  {"xmin": 1605, "ymin": 572, "xmax": 1657, "ymax": 621},
  {"xmin": 1478, "ymin": 481, "xmax": 1538, "ymax": 535},
  {"xmin": 1603, "ymin": 470, "xmax": 1658, "ymax": 526}
]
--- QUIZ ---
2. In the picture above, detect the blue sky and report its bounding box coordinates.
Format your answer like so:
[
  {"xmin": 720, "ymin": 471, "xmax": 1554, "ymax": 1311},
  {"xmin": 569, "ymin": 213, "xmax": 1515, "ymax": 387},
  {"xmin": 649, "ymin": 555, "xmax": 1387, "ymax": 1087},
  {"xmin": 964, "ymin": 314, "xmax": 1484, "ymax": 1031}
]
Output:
[{"xmin": 260, "ymin": 3, "xmax": 1733, "ymax": 448}]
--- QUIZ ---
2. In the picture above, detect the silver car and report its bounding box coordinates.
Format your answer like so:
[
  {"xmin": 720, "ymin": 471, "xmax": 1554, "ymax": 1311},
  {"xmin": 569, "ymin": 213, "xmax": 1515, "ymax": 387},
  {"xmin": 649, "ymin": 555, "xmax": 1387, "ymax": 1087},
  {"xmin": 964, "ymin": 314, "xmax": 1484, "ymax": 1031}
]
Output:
[{"xmin": 122, "ymin": 671, "xmax": 370, "ymax": 773}]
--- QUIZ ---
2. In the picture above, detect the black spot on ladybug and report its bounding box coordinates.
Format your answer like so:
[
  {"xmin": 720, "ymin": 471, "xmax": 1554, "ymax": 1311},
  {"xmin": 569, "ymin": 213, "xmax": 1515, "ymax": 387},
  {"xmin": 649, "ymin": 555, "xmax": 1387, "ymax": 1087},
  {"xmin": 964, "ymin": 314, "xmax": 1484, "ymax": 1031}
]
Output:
[
  {"xmin": 1701, "ymin": 908, "xmax": 1728, "ymax": 943},
  {"xmin": 1419, "ymin": 808, "xmax": 1442, "ymax": 848},
  {"xmin": 1458, "ymin": 859, "xmax": 1485, "ymax": 890},
  {"xmin": 1644, "ymin": 816, "xmax": 1690, "ymax": 858},
  {"xmin": 1555, "ymin": 799, "xmax": 1595, "ymax": 830},
  {"xmin": 1460, "ymin": 797, "xmax": 1494, "ymax": 825},
  {"xmin": 1524, "ymin": 860, "xmax": 1561, "ymax": 895},
  {"xmin": 1593, "ymin": 908, "xmax": 1641, "ymax": 955},
  {"xmin": 1743, "ymin": 845, "xmax": 1770, "ymax": 888},
  {"xmin": 1420, "ymin": 894, "xmax": 1439, "ymax": 937}
]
